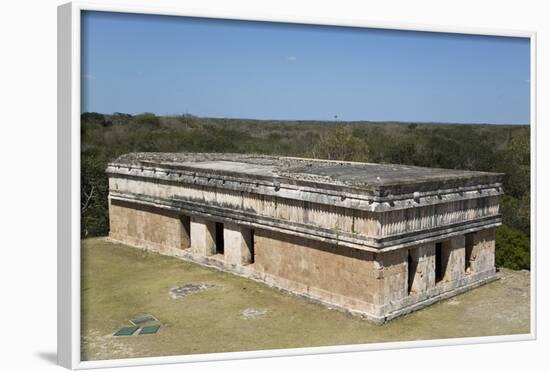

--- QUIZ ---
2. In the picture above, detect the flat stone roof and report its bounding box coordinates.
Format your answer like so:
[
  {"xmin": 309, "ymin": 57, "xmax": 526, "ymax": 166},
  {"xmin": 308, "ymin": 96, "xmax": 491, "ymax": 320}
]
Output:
[{"xmin": 110, "ymin": 153, "xmax": 503, "ymax": 197}]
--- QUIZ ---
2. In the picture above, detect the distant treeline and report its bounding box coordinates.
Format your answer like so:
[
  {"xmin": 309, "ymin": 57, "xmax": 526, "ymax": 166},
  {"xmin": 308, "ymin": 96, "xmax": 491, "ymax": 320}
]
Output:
[{"xmin": 81, "ymin": 112, "xmax": 530, "ymax": 270}]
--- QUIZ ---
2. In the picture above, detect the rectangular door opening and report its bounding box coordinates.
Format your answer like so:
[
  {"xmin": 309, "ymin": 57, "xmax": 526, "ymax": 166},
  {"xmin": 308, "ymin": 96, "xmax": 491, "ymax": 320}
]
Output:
[
  {"xmin": 435, "ymin": 242, "xmax": 444, "ymax": 284},
  {"xmin": 407, "ymin": 249, "xmax": 417, "ymax": 295},
  {"xmin": 179, "ymin": 215, "xmax": 191, "ymax": 249},
  {"xmin": 215, "ymin": 222, "xmax": 224, "ymax": 255}
]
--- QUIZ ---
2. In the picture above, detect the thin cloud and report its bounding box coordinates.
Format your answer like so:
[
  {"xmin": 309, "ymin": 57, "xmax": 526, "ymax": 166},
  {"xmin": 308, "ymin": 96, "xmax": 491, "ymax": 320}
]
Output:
[
  {"xmin": 286, "ymin": 56, "xmax": 297, "ymax": 62},
  {"xmin": 83, "ymin": 73, "xmax": 96, "ymax": 80}
]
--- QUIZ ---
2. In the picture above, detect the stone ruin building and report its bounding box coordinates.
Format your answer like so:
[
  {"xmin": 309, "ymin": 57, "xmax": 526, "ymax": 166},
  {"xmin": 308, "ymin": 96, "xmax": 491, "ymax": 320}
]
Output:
[{"xmin": 106, "ymin": 153, "xmax": 503, "ymax": 323}]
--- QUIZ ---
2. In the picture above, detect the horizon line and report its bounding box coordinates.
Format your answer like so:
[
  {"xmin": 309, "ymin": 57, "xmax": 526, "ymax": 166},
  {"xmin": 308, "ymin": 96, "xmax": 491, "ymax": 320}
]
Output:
[{"xmin": 81, "ymin": 111, "xmax": 530, "ymax": 127}]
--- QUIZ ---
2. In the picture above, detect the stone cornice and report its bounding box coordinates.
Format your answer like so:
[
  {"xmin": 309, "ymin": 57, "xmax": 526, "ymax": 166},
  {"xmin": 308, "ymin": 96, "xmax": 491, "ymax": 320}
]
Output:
[
  {"xmin": 106, "ymin": 163, "xmax": 503, "ymax": 212},
  {"xmin": 108, "ymin": 152, "xmax": 504, "ymax": 199}
]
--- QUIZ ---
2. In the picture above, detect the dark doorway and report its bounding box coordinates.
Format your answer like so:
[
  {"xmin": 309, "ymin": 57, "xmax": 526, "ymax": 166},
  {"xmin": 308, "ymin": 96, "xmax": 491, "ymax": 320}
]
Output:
[
  {"xmin": 179, "ymin": 215, "xmax": 191, "ymax": 249},
  {"xmin": 435, "ymin": 242, "xmax": 444, "ymax": 284},
  {"xmin": 215, "ymin": 222, "xmax": 224, "ymax": 254}
]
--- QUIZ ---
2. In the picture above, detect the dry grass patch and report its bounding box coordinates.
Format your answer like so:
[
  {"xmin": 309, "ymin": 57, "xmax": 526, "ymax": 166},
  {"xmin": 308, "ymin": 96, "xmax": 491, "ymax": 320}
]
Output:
[{"xmin": 81, "ymin": 238, "xmax": 530, "ymax": 361}]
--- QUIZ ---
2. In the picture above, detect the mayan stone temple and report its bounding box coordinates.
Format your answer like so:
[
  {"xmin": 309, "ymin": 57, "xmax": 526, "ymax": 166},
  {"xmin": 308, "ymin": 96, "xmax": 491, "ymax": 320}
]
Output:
[{"xmin": 106, "ymin": 153, "xmax": 503, "ymax": 323}]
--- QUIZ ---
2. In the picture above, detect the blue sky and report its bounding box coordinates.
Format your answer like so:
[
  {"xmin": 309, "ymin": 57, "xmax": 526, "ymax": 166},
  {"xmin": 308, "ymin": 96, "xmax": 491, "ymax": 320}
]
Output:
[{"xmin": 81, "ymin": 11, "xmax": 530, "ymax": 124}]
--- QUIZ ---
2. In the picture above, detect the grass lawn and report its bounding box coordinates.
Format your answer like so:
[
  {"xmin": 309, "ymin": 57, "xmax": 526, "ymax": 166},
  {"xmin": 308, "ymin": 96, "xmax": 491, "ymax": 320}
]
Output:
[{"xmin": 81, "ymin": 238, "xmax": 530, "ymax": 361}]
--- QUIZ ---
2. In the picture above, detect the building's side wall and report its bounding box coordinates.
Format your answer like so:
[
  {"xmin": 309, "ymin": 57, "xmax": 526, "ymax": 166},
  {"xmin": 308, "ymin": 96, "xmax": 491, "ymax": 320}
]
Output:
[
  {"xmin": 108, "ymin": 199, "xmax": 189, "ymax": 254},
  {"xmin": 252, "ymin": 229, "xmax": 382, "ymax": 317},
  {"xmin": 375, "ymin": 228, "xmax": 497, "ymax": 318}
]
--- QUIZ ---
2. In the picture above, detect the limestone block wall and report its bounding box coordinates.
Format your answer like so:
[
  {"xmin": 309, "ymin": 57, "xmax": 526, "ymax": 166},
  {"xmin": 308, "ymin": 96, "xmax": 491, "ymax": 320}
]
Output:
[
  {"xmin": 248, "ymin": 228, "xmax": 496, "ymax": 319},
  {"xmin": 108, "ymin": 199, "xmax": 190, "ymax": 254},
  {"xmin": 252, "ymin": 229, "xmax": 380, "ymax": 316},
  {"xmin": 374, "ymin": 250, "xmax": 408, "ymax": 314}
]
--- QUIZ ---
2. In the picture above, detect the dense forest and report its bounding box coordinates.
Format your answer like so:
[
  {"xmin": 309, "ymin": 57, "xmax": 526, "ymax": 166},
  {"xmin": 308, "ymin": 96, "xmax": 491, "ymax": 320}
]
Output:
[{"xmin": 81, "ymin": 112, "xmax": 531, "ymax": 270}]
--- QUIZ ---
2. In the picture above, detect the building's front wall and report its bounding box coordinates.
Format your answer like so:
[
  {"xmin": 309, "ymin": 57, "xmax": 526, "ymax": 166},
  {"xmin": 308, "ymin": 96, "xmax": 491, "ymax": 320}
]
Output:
[
  {"xmin": 107, "ymin": 173, "xmax": 499, "ymax": 322},
  {"xmin": 109, "ymin": 199, "xmax": 190, "ymax": 255},
  {"xmin": 252, "ymin": 229, "xmax": 382, "ymax": 317}
]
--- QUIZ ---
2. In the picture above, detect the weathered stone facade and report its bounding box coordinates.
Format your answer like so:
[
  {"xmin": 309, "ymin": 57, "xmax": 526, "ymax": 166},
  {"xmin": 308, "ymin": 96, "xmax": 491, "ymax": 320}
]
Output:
[{"xmin": 106, "ymin": 153, "xmax": 502, "ymax": 323}]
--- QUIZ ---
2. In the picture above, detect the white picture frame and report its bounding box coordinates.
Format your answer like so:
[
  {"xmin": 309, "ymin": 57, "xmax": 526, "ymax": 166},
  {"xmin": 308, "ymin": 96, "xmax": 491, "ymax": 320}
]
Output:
[{"xmin": 57, "ymin": 1, "xmax": 537, "ymax": 369}]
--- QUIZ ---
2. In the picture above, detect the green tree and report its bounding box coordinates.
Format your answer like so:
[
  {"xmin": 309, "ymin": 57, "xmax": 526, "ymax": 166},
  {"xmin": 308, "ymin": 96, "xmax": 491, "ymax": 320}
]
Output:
[
  {"xmin": 134, "ymin": 112, "xmax": 160, "ymax": 127},
  {"xmin": 495, "ymin": 225, "xmax": 530, "ymax": 270},
  {"xmin": 311, "ymin": 125, "xmax": 369, "ymax": 162}
]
